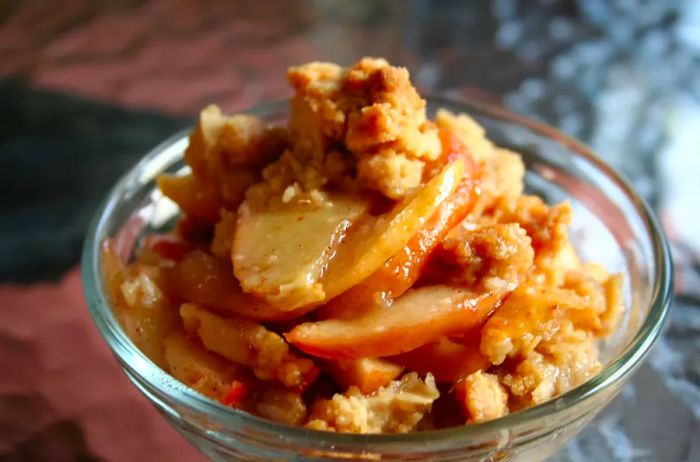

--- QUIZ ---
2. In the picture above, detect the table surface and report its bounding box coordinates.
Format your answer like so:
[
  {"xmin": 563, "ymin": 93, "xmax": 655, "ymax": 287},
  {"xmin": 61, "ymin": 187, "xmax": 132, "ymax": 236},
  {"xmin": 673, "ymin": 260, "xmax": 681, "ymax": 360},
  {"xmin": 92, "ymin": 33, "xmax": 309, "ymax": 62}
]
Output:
[{"xmin": 1, "ymin": 1, "xmax": 699, "ymax": 461}]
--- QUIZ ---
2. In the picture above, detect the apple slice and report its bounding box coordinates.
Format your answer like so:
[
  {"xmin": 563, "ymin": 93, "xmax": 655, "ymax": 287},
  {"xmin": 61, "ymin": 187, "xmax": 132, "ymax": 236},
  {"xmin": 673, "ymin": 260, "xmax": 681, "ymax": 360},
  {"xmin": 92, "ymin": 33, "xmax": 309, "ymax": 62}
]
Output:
[
  {"xmin": 163, "ymin": 331, "xmax": 254, "ymax": 405},
  {"xmin": 320, "ymin": 177, "xmax": 477, "ymax": 320},
  {"xmin": 180, "ymin": 303, "xmax": 319, "ymax": 390},
  {"xmin": 390, "ymin": 336, "xmax": 489, "ymax": 383},
  {"xmin": 101, "ymin": 240, "xmax": 178, "ymax": 368},
  {"xmin": 233, "ymin": 192, "xmax": 367, "ymax": 310},
  {"xmin": 321, "ymin": 159, "xmax": 465, "ymax": 300},
  {"xmin": 165, "ymin": 251, "xmax": 299, "ymax": 321},
  {"xmin": 325, "ymin": 358, "xmax": 404, "ymax": 394},
  {"xmin": 286, "ymin": 284, "xmax": 504, "ymax": 359},
  {"xmin": 157, "ymin": 173, "xmax": 222, "ymax": 222}
]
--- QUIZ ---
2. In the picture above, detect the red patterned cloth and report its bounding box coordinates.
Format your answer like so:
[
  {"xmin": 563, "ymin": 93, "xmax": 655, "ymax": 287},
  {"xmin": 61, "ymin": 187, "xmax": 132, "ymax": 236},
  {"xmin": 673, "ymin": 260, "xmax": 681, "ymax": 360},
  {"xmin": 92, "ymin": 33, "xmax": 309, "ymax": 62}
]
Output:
[{"xmin": 0, "ymin": 268, "xmax": 203, "ymax": 461}]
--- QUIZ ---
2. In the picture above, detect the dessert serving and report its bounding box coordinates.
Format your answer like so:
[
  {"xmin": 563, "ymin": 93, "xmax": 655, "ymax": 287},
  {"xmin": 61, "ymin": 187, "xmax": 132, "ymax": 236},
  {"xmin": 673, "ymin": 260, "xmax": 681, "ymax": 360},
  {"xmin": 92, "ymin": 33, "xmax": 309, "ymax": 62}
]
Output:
[{"xmin": 101, "ymin": 58, "xmax": 623, "ymax": 434}]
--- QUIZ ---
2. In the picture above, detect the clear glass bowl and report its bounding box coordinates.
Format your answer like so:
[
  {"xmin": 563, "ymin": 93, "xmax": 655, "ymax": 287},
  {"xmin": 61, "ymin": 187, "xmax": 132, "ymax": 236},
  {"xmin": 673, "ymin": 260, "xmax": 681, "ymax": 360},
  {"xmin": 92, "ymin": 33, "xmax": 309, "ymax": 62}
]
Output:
[{"xmin": 82, "ymin": 97, "xmax": 674, "ymax": 461}]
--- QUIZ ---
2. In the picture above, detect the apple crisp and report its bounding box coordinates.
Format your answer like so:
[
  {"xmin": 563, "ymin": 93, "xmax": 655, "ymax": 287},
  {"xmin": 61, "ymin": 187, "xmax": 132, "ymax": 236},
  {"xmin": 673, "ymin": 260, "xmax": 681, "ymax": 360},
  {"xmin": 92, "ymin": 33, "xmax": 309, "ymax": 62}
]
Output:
[{"xmin": 102, "ymin": 57, "xmax": 623, "ymax": 434}]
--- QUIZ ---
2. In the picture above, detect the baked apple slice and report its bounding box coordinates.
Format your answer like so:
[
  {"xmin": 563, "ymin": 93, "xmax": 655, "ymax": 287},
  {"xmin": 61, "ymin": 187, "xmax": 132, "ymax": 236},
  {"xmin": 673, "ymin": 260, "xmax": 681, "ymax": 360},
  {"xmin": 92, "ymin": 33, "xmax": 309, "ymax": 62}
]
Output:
[
  {"xmin": 165, "ymin": 251, "xmax": 299, "ymax": 321},
  {"xmin": 320, "ymin": 176, "xmax": 477, "ymax": 320},
  {"xmin": 325, "ymin": 358, "xmax": 404, "ymax": 394},
  {"xmin": 157, "ymin": 173, "xmax": 222, "ymax": 222},
  {"xmin": 180, "ymin": 303, "xmax": 319, "ymax": 390},
  {"xmin": 321, "ymin": 159, "xmax": 465, "ymax": 300},
  {"xmin": 390, "ymin": 336, "xmax": 489, "ymax": 383},
  {"xmin": 286, "ymin": 284, "xmax": 504, "ymax": 359},
  {"xmin": 233, "ymin": 192, "xmax": 367, "ymax": 310}
]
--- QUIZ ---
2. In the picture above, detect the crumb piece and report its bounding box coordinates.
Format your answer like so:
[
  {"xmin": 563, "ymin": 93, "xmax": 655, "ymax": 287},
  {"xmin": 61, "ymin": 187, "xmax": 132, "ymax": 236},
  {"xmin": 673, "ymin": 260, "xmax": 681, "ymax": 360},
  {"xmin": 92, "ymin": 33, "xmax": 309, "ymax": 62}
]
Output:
[
  {"xmin": 181, "ymin": 104, "xmax": 287, "ymax": 213},
  {"xmin": 439, "ymin": 223, "xmax": 534, "ymax": 290},
  {"xmin": 435, "ymin": 109, "xmax": 495, "ymax": 162},
  {"xmin": 600, "ymin": 272, "xmax": 624, "ymax": 336},
  {"xmin": 471, "ymin": 149, "xmax": 526, "ymax": 216},
  {"xmin": 490, "ymin": 195, "xmax": 572, "ymax": 263},
  {"xmin": 356, "ymin": 150, "xmax": 425, "ymax": 199},
  {"xmin": 283, "ymin": 59, "xmax": 442, "ymax": 199},
  {"xmin": 186, "ymin": 105, "xmax": 285, "ymax": 172},
  {"xmin": 456, "ymin": 371, "xmax": 509, "ymax": 423},
  {"xmin": 120, "ymin": 272, "xmax": 163, "ymax": 309},
  {"xmin": 305, "ymin": 373, "xmax": 439, "ymax": 434},
  {"xmin": 500, "ymin": 321, "xmax": 601, "ymax": 407},
  {"xmin": 282, "ymin": 183, "xmax": 302, "ymax": 203}
]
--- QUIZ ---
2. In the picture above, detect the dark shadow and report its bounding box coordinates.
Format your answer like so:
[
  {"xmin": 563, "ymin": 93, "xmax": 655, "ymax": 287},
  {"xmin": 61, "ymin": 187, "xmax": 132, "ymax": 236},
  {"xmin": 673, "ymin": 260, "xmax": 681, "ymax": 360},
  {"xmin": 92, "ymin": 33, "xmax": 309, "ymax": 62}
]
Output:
[{"xmin": 0, "ymin": 79, "xmax": 189, "ymax": 282}]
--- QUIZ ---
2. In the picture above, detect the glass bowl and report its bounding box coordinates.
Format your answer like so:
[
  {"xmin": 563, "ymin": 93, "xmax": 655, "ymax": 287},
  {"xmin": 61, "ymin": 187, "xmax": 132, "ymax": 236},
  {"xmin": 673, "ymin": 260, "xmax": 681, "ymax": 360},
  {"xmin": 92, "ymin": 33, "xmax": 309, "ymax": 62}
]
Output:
[{"xmin": 82, "ymin": 97, "xmax": 673, "ymax": 461}]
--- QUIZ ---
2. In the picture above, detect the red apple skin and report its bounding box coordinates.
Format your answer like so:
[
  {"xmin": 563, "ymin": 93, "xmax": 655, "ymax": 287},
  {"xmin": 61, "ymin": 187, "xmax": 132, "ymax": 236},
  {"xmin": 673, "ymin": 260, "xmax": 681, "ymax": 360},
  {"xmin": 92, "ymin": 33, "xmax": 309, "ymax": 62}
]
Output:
[{"xmin": 286, "ymin": 285, "xmax": 505, "ymax": 360}]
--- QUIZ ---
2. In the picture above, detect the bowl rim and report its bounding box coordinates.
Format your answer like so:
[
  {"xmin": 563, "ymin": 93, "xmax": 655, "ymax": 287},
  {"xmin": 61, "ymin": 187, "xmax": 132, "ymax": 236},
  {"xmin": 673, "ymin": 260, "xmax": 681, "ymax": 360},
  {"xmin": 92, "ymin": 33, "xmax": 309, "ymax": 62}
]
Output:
[{"xmin": 82, "ymin": 96, "xmax": 674, "ymax": 448}]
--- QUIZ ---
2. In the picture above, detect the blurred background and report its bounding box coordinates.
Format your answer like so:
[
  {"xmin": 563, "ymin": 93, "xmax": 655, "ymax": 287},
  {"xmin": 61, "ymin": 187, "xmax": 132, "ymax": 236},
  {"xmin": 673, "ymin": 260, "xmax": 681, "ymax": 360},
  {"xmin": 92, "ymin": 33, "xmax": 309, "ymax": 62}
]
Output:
[{"xmin": 1, "ymin": 0, "xmax": 699, "ymax": 460}]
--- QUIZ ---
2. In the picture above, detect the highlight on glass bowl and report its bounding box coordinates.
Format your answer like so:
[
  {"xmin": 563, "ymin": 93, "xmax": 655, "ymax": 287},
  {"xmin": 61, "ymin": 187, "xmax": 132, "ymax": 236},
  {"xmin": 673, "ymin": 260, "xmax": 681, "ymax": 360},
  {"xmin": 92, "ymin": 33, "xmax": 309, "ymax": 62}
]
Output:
[{"xmin": 83, "ymin": 58, "xmax": 673, "ymax": 461}]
